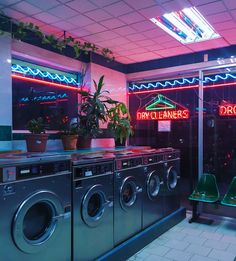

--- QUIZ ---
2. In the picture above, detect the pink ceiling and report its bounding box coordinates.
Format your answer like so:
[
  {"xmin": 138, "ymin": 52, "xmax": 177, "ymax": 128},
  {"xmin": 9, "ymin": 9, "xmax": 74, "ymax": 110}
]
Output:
[{"xmin": 1, "ymin": 0, "xmax": 236, "ymax": 64}]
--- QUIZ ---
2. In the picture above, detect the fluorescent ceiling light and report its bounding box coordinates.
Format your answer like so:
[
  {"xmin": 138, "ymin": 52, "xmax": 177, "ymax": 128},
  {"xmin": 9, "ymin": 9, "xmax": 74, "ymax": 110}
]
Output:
[{"xmin": 150, "ymin": 7, "xmax": 220, "ymax": 44}]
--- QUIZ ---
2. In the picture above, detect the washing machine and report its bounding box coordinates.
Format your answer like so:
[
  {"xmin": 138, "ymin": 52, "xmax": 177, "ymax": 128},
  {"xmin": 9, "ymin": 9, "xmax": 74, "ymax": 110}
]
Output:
[
  {"xmin": 162, "ymin": 149, "xmax": 181, "ymax": 216},
  {"xmin": 0, "ymin": 155, "xmax": 72, "ymax": 261},
  {"xmin": 142, "ymin": 150, "xmax": 166, "ymax": 229},
  {"xmin": 72, "ymin": 153, "xmax": 114, "ymax": 261},
  {"xmin": 114, "ymin": 151, "xmax": 144, "ymax": 246}
]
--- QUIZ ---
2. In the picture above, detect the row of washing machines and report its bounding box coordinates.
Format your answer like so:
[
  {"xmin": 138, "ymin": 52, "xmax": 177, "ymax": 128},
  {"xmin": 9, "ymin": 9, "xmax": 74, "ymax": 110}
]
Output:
[
  {"xmin": 72, "ymin": 148, "xmax": 181, "ymax": 261},
  {"xmin": 0, "ymin": 148, "xmax": 180, "ymax": 261}
]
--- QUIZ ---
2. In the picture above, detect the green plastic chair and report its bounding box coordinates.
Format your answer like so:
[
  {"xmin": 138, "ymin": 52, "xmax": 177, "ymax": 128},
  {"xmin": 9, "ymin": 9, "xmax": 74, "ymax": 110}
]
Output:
[
  {"xmin": 221, "ymin": 177, "xmax": 236, "ymax": 207},
  {"xmin": 189, "ymin": 173, "xmax": 220, "ymax": 203}
]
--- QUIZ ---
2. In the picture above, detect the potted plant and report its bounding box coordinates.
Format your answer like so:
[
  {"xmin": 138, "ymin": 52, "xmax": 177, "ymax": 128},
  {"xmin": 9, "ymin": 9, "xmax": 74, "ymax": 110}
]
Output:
[
  {"xmin": 25, "ymin": 117, "xmax": 48, "ymax": 152},
  {"xmin": 77, "ymin": 75, "xmax": 116, "ymax": 148},
  {"xmin": 108, "ymin": 102, "xmax": 133, "ymax": 147},
  {"xmin": 59, "ymin": 116, "xmax": 78, "ymax": 151}
]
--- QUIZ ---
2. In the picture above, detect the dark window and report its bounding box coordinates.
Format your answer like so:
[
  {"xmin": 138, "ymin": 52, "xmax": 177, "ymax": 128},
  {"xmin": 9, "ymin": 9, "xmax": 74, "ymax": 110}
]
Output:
[{"xmin": 12, "ymin": 78, "xmax": 78, "ymax": 130}]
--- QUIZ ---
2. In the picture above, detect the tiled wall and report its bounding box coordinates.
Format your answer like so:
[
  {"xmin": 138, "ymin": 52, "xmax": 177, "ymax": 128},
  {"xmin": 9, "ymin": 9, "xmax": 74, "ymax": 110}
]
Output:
[
  {"xmin": 90, "ymin": 63, "xmax": 127, "ymax": 148},
  {"xmin": 0, "ymin": 33, "xmax": 12, "ymax": 150}
]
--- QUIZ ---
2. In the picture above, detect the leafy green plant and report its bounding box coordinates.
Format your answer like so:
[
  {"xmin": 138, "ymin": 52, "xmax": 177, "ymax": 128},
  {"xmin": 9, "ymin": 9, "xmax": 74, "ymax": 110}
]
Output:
[
  {"xmin": 108, "ymin": 102, "xmax": 133, "ymax": 144},
  {"xmin": 78, "ymin": 75, "xmax": 117, "ymax": 138},
  {"xmin": 26, "ymin": 117, "xmax": 46, "ymax": 134},
  {"xmin": 59, "ymin": 115, "xmax": 78, "ymax": 136},
  {"xmin": 0, "ymin": 13, "xmax": 115, "ymax": 61}
]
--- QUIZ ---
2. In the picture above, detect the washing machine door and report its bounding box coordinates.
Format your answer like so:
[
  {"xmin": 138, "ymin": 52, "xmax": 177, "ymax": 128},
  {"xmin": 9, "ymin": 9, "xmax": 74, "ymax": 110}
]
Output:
[
  {"xmin": 12, "ymin": 190, "xmax": 66, "ymax": 254},
  {"xmin": 120, "ymin": 176, "xmax": 142, "ymax": 211},
  {"xmin": 146, "ymin": 170, "xmax": 162, "ymax": 200},
  {"xmin": 82, "ymin": 184, "xmax": 112, "ymax": 228},
  {"xmin": 166, "ymin": 166, "xmax": 179, "ymax": 191}
]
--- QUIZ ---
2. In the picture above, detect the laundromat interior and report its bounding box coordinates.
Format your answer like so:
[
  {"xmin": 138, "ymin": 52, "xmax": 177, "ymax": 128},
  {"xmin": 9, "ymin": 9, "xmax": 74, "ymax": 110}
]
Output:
[{"xmin": 0, "ymin": 0, "xmax": 236, "ymax": 260}]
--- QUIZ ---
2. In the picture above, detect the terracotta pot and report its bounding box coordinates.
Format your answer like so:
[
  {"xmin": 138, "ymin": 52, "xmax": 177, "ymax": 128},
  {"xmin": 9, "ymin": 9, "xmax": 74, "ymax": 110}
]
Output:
[
  {"xmin": 77, "ymin": 137, "xmax": 92, "ymax": 149},
  {"xmin": 61, "ymin": 135, "xmax": 78, "ymax": 151},
  {"xmin": 25, "ymin": 133, "xmax": 49, "ymax": 152}
]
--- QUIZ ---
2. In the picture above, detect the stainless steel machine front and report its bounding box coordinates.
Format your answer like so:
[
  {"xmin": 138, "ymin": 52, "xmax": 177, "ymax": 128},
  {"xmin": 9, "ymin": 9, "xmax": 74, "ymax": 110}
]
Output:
[
  {"xmin": 72, "ymin": 154, "xmax": 114, "ymax": 261},
  {"xmin": 114, "ymin": 152, "xmax": 144, "ymax": 246},
  {"xmin": 0, "ymin": 156, "xmax": 72, "ymax": 261}
]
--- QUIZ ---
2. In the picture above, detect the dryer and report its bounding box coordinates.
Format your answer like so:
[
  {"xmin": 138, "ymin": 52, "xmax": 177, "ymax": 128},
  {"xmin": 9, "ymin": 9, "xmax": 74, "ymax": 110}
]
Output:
[
  {"xmin": 0, "ymin": 156, "xmax": 72, "ymax": 261},
  {"xmin": 114, "ymin": 152, "xmax": 144, "ymax": 246},
  {"xmin": 72, "ymin": 153, "xmax": 114, "ymax": 261},
  {"xmin": 162, "ymin": 149, "xmax": 181, "ymax": 216},
  {"xmin": 142, "ymin": 151, "xmax": 165, "ymax": 229}
]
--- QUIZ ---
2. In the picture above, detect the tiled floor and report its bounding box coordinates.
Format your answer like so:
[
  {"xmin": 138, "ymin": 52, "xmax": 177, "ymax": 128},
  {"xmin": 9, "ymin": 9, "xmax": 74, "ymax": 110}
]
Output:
[{"xmin": 129, "ymin": 212, "xmax": 236, "ymax": 261}]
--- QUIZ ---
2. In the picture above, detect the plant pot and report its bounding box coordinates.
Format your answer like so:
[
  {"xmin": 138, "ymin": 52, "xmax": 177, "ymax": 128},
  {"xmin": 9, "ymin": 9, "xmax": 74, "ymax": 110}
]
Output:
[
  {"xmin": 77, "ymin": 136, "xmax": 92, "ymax": 149},
  {"xmin": 115, "ymin": 139, "xmax": 126, "ymax": 147},
  {"xmin": 61, "ymin": 135, "xmax": 78, "ymax": 151},
  {"xmin": 25, "ymin": 133, "xmax": 49, "ymax": 152}
]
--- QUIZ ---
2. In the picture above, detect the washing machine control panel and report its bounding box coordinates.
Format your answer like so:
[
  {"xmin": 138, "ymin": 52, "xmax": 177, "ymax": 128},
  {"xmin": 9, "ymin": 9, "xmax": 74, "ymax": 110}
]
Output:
[
  {"xmin": 0, "ymin": 160, "xmax": 71, "ymax": 183},
  {"xmin": 116, "ymin": 157, "xmax": 143, "ymax": 170},
  {"xmin": 73, "ymin": 162, "xmax": 113, "ymax": 179},
  {"xmin": 143, "ymin": 154, "xmax": 165, "ymax": 165},
  {"xmin": 165, "ymin": 151, "xmax": 180, "ymax": 161}
]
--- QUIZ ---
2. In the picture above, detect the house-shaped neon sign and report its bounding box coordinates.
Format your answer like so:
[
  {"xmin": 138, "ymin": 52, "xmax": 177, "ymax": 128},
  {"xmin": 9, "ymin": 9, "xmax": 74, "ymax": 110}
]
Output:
[{"xmin": 137, "ymin": 94, "xmax": 190, "ymax": 121}]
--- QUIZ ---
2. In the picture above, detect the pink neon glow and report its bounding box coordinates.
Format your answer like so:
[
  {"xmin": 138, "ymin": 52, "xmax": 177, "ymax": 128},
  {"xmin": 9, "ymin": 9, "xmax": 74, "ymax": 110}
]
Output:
[
  {"xmin": 12, "ymin": 74, "xmax": 80, "ymax": 91},
  {"xmin": 128, "ymin": 82, "xmax": 236, "ymax": 95}
]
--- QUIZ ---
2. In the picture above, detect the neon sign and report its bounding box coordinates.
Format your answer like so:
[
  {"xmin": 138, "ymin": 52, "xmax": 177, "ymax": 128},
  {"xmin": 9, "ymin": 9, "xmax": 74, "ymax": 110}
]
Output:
[
  {"xmin": 137, "ymin": 94, "xmax": 190, "ymax": 121},
  {"xmin": 219, "ymin": 103, "xmax": 236, "ymax": 116},
  {"xmin": 20, "ymin": 93, "xmax": 68, "ymax": 104}
]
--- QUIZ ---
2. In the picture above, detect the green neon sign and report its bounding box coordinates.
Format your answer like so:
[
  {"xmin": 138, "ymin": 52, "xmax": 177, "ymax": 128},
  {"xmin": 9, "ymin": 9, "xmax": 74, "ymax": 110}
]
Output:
[{"xmin": 146, "ymin": 94, "xmax": 176, "ymax": 111}]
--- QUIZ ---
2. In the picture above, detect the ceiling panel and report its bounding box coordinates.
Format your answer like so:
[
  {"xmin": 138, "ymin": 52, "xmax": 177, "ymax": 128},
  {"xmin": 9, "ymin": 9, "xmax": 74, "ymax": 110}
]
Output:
[
  {"xmin": 224, "ymin": 0, "xmax": 236, "ymax": 10},
  {"xmin": 118, "ymin": 11, "xmax": 145, "ymax": 24},
  {"xmin": 103, "ymin": 1, "xmax": 133, "ymax": 17},
  {"xmin": 123, "ymin": 0, "xmax": 157, "ymax": 10},
  {"xmin": 137, "ymin": 5, "xmax": 165, "ymax": 18},
  {"xmin": 34, "ymin": 12, "xmax": 61, "ymax": 24},
  {"xmin": 161, "ymin": 0, "xmax": 192, "ymax": 12},
  {"xmin": 197, "ymin": 1, "xmax": 227, "ymax": 16},
  {"xmin": 47, "ymin": 5, "xmax": 78, "ymax": 19},
  {"xmin": 11, "ymin": 1, "xmax": 41, "ymax": 15},
  {"xmin": 2, "ymin": 7, "xmax": 26, "ymax": 19},
  {"xmin": 85, "ymin": 8, "xmax": 112, "ymax": 21},
  {"xmin": 66, "ymin": 0, "xmax": 97, "ymax": 13},
  {"xmin": 26, "ymin": 0, "xmax": 60, "ymax": 11},
  {"xmin": 1, "ymin": 0, "xmax": 236, "ymax": 64},
  {"xmin": 100, "ymin": 18, "xmax": 126, "ymax": 29},
  {"xmin": 0, "ymin": 0, "xmax": 21, "ymax": 5}
]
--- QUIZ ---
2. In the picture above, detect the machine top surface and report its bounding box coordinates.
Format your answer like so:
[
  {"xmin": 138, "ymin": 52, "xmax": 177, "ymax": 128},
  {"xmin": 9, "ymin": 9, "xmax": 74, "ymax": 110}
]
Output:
[
  {"xmin": 71, "ymin": 152, "xmax": 115, "ymax": 165},
  {"xmin": 0, "ymin": 153, "xmax": 71, "ymax": 167}
]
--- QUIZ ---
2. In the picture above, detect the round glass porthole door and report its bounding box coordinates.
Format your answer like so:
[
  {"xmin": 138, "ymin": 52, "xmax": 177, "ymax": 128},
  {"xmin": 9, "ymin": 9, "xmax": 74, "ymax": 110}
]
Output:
[
  {"xmin": 147, "ymin": 170, "xmax": 161, "ymax": 200},
  {"xmin": 12, "ymin": 191, "xmax": 63, "ymax": 254},
  {"xmin": 120, "ymin": 176, "xmax": 137, "ymax": 210},
  {"xmin": 167, "ymin": 166, "xmax": 178, "ymax": 191},
  {"xmin": 82, "ymin": 184, "xmax": 108, "ymax": 227}
]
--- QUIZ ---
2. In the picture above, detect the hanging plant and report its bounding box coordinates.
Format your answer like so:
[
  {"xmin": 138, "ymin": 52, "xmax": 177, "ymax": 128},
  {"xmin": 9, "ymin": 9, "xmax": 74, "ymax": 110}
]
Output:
[{"xmin": 0, "ymin": 13, "xmax": 115, "ymax": 61}]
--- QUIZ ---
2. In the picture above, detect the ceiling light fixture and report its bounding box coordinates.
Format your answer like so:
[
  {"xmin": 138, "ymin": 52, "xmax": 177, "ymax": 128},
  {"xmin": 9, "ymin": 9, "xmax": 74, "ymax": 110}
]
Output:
[{"xmin": 150, "ymin": 7, "xmax": 220, "ymax": 44}]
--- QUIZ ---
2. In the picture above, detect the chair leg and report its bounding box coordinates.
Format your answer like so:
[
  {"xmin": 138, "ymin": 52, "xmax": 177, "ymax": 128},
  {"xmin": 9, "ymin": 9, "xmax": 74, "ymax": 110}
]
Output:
[{"xmin": 189, "ymin": 201, "xmax": 200, "ymax": 223}]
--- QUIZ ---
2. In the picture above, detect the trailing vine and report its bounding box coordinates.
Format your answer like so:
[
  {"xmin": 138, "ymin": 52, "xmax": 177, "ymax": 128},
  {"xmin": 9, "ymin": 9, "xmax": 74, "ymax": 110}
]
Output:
[{"xmin": 0, "ymin": 13, "xmax": 115, "ymax": 61}]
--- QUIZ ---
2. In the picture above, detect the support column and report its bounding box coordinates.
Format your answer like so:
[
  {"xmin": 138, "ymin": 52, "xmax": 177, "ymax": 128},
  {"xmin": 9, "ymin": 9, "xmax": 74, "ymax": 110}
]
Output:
[
  {"xmin": 0, "ymin": 33, "xmax": 12, "ymax": 150},
  {"xmin": 198, "ymin": 70, "xmax": 204, "ymax": 179}
]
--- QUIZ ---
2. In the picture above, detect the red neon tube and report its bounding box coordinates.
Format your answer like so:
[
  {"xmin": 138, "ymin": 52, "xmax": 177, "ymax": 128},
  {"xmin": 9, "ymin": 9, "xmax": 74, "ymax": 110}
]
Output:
[
  {"xmin": 12, "ymin": 74, "xmax": 81, "ymax": 92},
  {"xmin": 128, "ymin": 82, "xmax": 236, "ymax": 95}
]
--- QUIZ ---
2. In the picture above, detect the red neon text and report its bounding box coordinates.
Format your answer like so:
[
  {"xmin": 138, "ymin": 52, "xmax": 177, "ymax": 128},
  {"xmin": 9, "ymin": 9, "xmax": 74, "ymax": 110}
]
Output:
[
  {"xmin": 137, "ymin": 109, "xmax": 189, "ymax": 120},
  {"xmin": 219, "ymin": 104, "xmax": 236, "ymax": 116}
]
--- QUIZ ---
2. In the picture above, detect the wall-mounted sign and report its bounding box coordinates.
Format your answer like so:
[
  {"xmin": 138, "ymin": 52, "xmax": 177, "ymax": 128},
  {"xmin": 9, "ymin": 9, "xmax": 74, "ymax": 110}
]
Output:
[
  {"xmin": 137, "ymin": 94, "xmax": 190, "ymax": 121},
  {"xmin": 219, "ymin": 103, "xmax": 236, "ymax": 116},
  {"xmin": 158, "ymin": 120, "xmax": 171, "ymax": 132}
]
